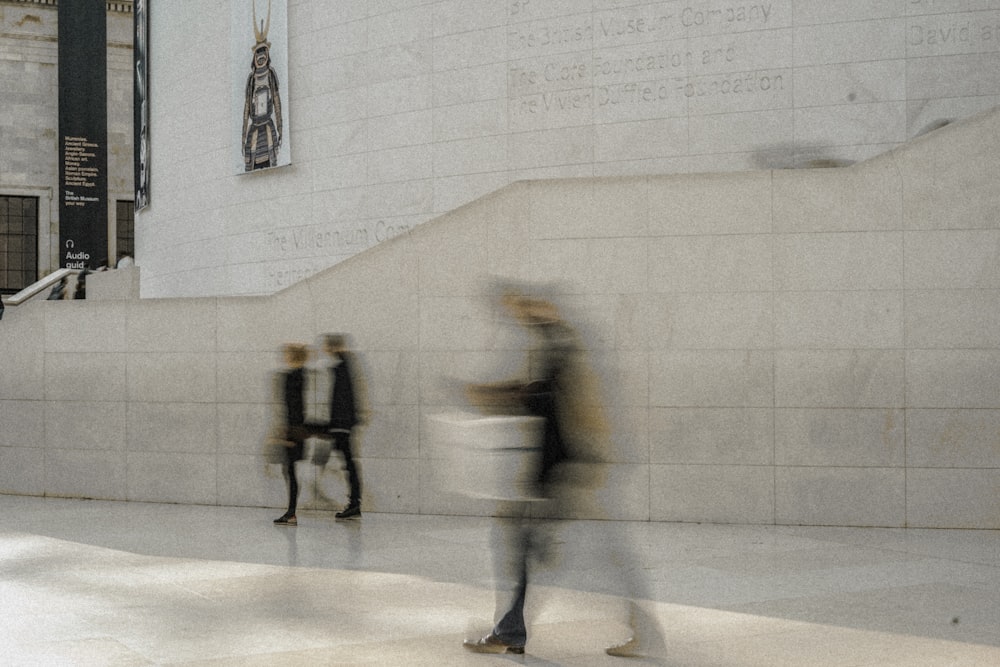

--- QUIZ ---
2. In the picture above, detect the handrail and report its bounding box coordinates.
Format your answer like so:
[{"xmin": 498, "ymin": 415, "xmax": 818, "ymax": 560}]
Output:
[{"xmin": 2, "ymin": 268, "xmax": 81, "ymax": 306}]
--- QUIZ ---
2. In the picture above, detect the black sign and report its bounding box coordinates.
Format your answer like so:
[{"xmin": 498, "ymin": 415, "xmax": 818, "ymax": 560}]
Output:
[{"xmin": 59, "ymin": 1, "xmax": 108, "ymax": 269}]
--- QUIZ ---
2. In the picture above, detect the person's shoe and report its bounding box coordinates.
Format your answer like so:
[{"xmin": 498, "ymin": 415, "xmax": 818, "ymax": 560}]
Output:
[
  {"xmin": 335, "ymin": 503, "xmax": 360, "ymax": 519},
  {"xmin": 463, "ymin": 633, "xmax": 524, "ymax": 655},
  {"xmin": 606, "ymin": 636, "xmax": 640, "ymax": 657},
  {"xmin": 273, "ymin": 514, "xmax": 297, "ymax": 526},
  {"xmin": 607, "ymin": 602, "xmax": 667, "ymax": 658}
]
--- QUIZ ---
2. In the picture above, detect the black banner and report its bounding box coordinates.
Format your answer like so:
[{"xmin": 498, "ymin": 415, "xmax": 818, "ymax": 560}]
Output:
[{"xmin": 59, "ymin": 1, "xmax": 108, "ymax": 269}]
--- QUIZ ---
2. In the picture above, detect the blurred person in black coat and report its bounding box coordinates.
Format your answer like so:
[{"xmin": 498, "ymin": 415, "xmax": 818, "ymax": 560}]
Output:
[
  {"xmin": 273, "ymin": 343, "xmax": 308, "ymax": 526},
  {"xmin": 463, "ymin": 289, "xmax": 664, "ymax": 660},
  {"xmin": 313, "ymin": 333, "xmax": 364, "ymax": 519},
  {"xmin": 463, "ymin": 293, "xmax": 580, "ymax": 655}
]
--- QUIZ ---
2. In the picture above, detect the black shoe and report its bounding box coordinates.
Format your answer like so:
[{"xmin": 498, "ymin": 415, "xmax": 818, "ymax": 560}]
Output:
[
  {"xmin": 463, "ymin": 633, "xmax": 524, "ymax": 655},
  {"xmin": 273, "ymin": 514, "xmax": 297, "ymax": 526},
  {"xmin": 335, "ymin": 503, "xmax": 361, "ymax": 519}
]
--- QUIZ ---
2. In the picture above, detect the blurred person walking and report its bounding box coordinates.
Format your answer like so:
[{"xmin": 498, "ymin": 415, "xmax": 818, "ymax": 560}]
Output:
[
  {"xmin": 272, "ymin": 342, "xmax": 309, "ymax": 526},
  {"xmin": 461, "ymin": 292, "xmax": 587, "ymax": 655},
  {"xmin": 462, "ymin": 288, "xmax": 664, "ymax": 660},
  {"xmin": 47, "ymin": 277, "xmax": 67, "ymax": 300},
  {"xmin": 311, "ymin": 334, "xmax": 364, "ymax": 519},
  {"xmin": 73, "ymin": 268, "xmax": 90, "ymax": 299}
]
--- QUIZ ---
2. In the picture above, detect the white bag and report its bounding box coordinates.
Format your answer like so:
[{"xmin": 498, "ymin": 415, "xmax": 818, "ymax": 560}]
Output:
[{"xmin": 427, "ymin": 412, "xmax": 544, "ymax": 501}]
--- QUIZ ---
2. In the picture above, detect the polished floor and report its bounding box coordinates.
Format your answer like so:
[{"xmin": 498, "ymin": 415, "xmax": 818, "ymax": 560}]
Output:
[{"xmin": 1, "ymin": 495, "xmax": 998, "ymax": 666}]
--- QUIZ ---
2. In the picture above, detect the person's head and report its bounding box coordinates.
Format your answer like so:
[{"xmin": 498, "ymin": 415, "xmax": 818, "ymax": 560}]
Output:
[
  {"xmin": 282, "ymin": 343, "xmax": 308, "ymax": 368},
  {"xmin": 322, "ymin": 333, "xmax": 348, "ymax": 357}
]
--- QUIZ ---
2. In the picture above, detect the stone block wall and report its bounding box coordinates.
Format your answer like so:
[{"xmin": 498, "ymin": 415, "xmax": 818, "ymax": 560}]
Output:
[
  {"xmin": 1, "ymin": 108, "xmax": 998, "ymax": 528},
  {"xmin": 139, "ymin": 0, "xmax": 1000, "ymax": 298}
]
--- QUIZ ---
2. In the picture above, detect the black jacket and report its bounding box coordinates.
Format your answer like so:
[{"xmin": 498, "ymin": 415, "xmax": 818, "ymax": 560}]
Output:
[
  {"xmin": 329, "ymin": 354, "xmax": 359, "ymax": 430},
  {"xmin": 524, "ymin": 321, "xmax": 576, "ymax": 485},
  {"xmin": 283, "ymin": 367, "xmax": 305, "ymax": 427}
]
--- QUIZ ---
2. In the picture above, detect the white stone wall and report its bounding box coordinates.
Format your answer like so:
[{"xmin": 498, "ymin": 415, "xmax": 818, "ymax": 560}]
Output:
[
  {"xmin": 140, "ymin": 0, "xmax": 1000, "ymax": 297},
  {"xmin": 3, "ymin": 108, "xmax": 998, "ymax": 528}
]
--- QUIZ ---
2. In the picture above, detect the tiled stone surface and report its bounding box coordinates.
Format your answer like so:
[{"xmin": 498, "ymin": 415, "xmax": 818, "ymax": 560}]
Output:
[
  {"xmin": 6, "ymin": 497, "xmax": 997, "ymax": 665},
  {"xmin": 130, "ymin": 1, "xmax": 1000, "ymax": 298},
  {"xmin": 3, "ymin": 98, "xmax": 1000, "ymax": 528}
]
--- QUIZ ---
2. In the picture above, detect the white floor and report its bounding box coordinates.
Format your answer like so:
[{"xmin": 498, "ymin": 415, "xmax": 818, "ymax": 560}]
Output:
[{"xmin": 1, "ymin": 495, "xmax": 998, "ymax": 666}]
